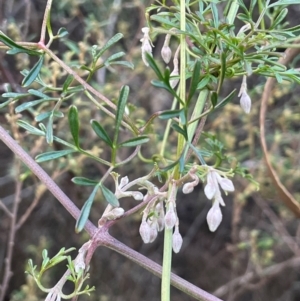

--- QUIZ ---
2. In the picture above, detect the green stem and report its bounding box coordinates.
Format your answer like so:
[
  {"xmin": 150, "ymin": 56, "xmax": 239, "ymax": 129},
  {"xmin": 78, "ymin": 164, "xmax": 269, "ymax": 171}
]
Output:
[
  {"xmin": 161, "ymin": 1, "xmax": 186, "ymax": 301},
  {"xmin": 160, "ymin": 98, "xmax": 178, "ymax": 157}
]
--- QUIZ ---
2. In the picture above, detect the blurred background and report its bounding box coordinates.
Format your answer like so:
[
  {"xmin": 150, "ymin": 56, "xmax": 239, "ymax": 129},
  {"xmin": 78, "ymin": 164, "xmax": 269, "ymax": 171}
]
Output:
[{"xmin": 0, "ymin": 0, "xmax": 300, "ymax": 300}]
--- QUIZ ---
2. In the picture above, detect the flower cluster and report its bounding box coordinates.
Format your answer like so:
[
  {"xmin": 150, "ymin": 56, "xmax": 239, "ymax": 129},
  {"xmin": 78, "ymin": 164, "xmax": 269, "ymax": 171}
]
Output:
[
  {"xmin": 204, "ymin": 168, "xmax": 234, "ymax": 231},
  {"xmin": 182, "ymin": 166, "xmax": 235, "ymax": 232},
  {"xmin": 139, "ymin": 181, "xmax": 183, "ymax": 253}
]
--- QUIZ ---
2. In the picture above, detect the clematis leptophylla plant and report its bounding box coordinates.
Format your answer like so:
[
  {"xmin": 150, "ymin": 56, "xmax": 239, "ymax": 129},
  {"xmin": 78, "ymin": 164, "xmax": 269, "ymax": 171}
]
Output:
[{"xmin": 204, "ymin": 168, "xmax": 235, "ymax": 232}]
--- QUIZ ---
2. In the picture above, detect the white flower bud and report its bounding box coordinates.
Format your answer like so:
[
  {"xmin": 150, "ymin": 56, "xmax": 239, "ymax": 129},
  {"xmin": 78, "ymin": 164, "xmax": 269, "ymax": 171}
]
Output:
[
  {"xmin": 172, "ymin": 227, "xmax": 183, "ymax": 253},
  {"xmin": 206, "ymin": 201, "xmax": 222, "ymax": 232},
  {"xmin": 139, "ymin": 220, "xmax": 151, "ymax": 243},
  {"xmin": 169, "ymin": 67, "xmax": 179, "ymax": 89},
  {"xmin": 103, "ymin": 207, "xmax": 125, "ymax": 220},
  {"xmin": 74, "ymin": 250, "xmax": 86, "ymax": 273},
  {"xmin": 155, "ymin": 201, "xmax": 165, "ymax": 232},
  {"xmin": 182, "ymin": 182, "xmax": 194, "ymax": 194},
  {"xmin": 165, "ymin": 203, "xmax": 177, "ymax": 229},
  {"xmin": 240, "ymin": 91, "xmax": 251, "ymax": 114},
  {"xmin": 119, "ymin": 176, "xmax": 129, "ymax": 189},
  {"xmin": 141, "ymin": 27, "xmax": 153, "ymax": 67},
  {"xmin": 161, "ymin": 45, "xmax": 172, "ymax": 64},
  {"xmin": 132, "ymin": 191, "xmax": 144, "ymax": 201},
  {"xmin": 149, "ymin": 220, "xmax": 158, "ymax": 243}
]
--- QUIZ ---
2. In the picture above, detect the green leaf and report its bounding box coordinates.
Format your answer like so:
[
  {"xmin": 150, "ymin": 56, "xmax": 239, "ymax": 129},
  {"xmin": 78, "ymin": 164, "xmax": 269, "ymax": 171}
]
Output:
[
  {"xmin": 108, "ymin": 61, "xmax": 134, "ymax": 69},
  {"xmin": 268, "ymin": 0, "xmax": 300, "ymax": 8},
  {"xmin": 35, "ymin": 111, "xmax": 64, "ymax": 122},
  {"xmin": 62, "ymin": 75, "xmax": 74, "ymax": 92},
  {"xmin": 72, "ymin": 177, "xmax": 99, "ymax": 186},
  {"xmin": 106, "ymin": 51, "xmax": 125, "ymax": 62},
  {"xmin": 0, "ymin": 31, "xmax": 41, "ymax": 56},
  {"xmin": 46, "ymin": 114, "xmax": 54, "ymax": 144},
  {"xmin": 35, "ymin": 149, "xmax": 77, "ymax": 162},
  {"xmin": 2, "ymin": 92, "xmax": 29, "ymax": 99},
  {"xmin": 150, "ymin": 15, "xmax": 178, "ymax": 27},
  {"xmin": 145, "ymin": 53, "xmax": 164, "ymax": 81},
  {"xmin": 215, "ymin": 89, "xmax": 236, "ymax": 109},
  {"xmin": 151, "ymin": 80, "xmax": 183, "ymax": 104},
  {"xmin": 68, "ymin": 105, "xmax": 80, "ymax": 148},
  {"xmin": 114, "ymin": 85, "xmax": 129, "ymax": 146},
  {"xmin": 249, "ymin": 0, "xmax": 257, "ymax": 15},
  {"xmin": 197, "ymin": 76, "xmax": 210, "ymax": 90},
  {"xmin": 187, "ymin": 60, "xmax": 201, "ymax": 103},
  {"xmin": 119, "ymin": 136, "xmax": 149, "ymax": 147},
  {"xmin": 270, "ymin": 8, "xmax": 288, "ymax": 29},
  {"xmin": 171, "ymin": 123, "xmax": 188, "ymax": 140},
  {"xmin": 95, "ymin": 33, "xmax": 124, "ymax": 61},
  {"xmin": 159, "ymin": 158, "xmax": 179, "ymax": 172},
  {"xmin": 0, "ymin": 98, "xmax": 14, "ymax": 109},
  {"xmin": 17, "ymin": 120, "xmax": 45, "ymax": 136},
  {"xmin": 15, "ymin": 98, "xmax": 54, "ymax": 113},
  {"xmin": 57, "ymin": 27, "xmax": 69, "ymax": 38},
  {"xmin": 188, "ymin": 143, "xmax": 208, "ymax": 165},
  {"xmin": 90, "ymin": 120, "xmax": 113, "ymax": 148},
  {"xmin": 28, "ymin": 89, "xmax": 49, "ymax": 99},
  {"xmin": 99, "ymin": 184, "xmax": 120, "ymax": 207},
  {"xmin": 159, "ymin": 109, "xmax": 184, "ymax": 120},
  {"xmin": 211, "ymin": 91, "xmax": 218, "ymax": 108},
  {"xmin": 22, "ymin": 55, "xmax": 45, "ymax": 87},
  {"xmin": 211, "ymin": 3, "xmax": 219, "ymax": 28},
  {"xmin": 75, "ymin": 185, "xmax": 99, "ymax": 233}
]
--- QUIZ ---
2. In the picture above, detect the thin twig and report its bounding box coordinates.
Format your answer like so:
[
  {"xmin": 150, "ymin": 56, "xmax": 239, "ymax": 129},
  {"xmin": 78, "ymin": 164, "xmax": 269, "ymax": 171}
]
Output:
[
  {"xmin": 0, "ymin": 161, "xmax": 22, "ymax": 301},
  {"xmin": 259, "ymin": 45, "xmax": 300, "ymax": 217},
  {"xmin": 39, "ymin": 0, "xmax": 53, "ymax": 44},
  {"xmin": 213, "ymin": 256, "xmax": 300, "ymax": 298},
  {"xmin": 99, "ymin": 230, "xmax": 224, "ymax": 301},
  {"xmin": 0, "ymin": 199, "xmax": 12, "ymax": 218},
  {"xmin": 0, "ymin": 125, "xmax": 96, "ymax": 236}
]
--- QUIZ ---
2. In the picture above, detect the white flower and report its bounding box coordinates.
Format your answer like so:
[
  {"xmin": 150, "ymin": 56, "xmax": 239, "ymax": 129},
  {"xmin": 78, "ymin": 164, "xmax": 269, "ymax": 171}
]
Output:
[
  {"xmin": 140, "ymin": 27, "xmax": 154, "ymax": 66},
  {"xmin": 139, "ymin": 220, "xmax": 151, "ymax": 243},
  {"xmin": 206, "ymin": 198, "xmax": 223, "ymax": 232},
  {"xmin": 169, "ymin": 62, "xmax": 179, "ymax": 88},
  {"xmin": 182, "ymin": 174, "xmax": 199, "ymax": 194},
  {"xmin": 204, "ymin": 168, "xmax": 234, "ymax": 200},
  {"xmin": 172, "ymin": 226, "xmax": 183, "ymax": 253},
  {"xmin": 239, "ymin": 91, "xmax": 251, "ymax": 114},
  {"xmin": 155, "ymin": 201, "xmax": 165, "ymax": 232},
  {"xmin": 204, "ymin": 168, "xmax": 234, "ymax": 232},
  {"xmin": 165, "ymin": 202, "xmax": 177, "ymax": 229},
  {"xmin": 161, "ymin": 45, "xmax": 172, "ymax": 64},
  {"xmin": 238, "ymin": 75, "xmax": 251, "ymax": 114}
]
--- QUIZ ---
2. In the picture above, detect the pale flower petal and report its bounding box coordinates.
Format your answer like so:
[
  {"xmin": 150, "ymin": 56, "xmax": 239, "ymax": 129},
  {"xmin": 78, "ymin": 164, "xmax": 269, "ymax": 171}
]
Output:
[
  {"xmin": 204, "ymin": 172, "xmax": 217, "ymax": 200},
  {"xmin": 165, "ymin": 203, "xmax": 177, "ymax": 229},
  {"xmin": 161, "ymin": 45, "xmax": 172, "ymax": 64},
  {"xmin": 119, "ymin": 176, "xmax": 129, "ymax": 189},
  {"xmin": 206, "ymin": 201, "xmax": 222, "ymax": 232},
  {"xmin": 215, "ymin": 190, "xmax": 225, "ymax": 207},
  {"xmin": 182, "ymin": 182, "xmax": 194, "ymax": 194},
  {"xmin": 139, "ymin": 220, "xmax": 151, "ymax": 243},
  {"xmin": 172, "ymin": 227, "xmax": 183, "ymax": 253},
  {"xmin": 240, "ymin": 91, "xmax": 251, "ymax": 114},
  {"xmin": 215, "ymin": 173, "xmax": 235, "ymax": 192}
]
